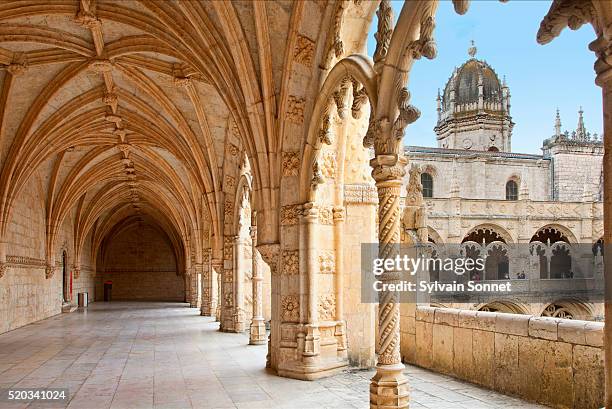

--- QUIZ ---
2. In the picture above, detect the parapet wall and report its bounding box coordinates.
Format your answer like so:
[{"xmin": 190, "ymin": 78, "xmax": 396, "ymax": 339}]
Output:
[{"xmin": 405, "ymin": 307, "xmax": 604, "ymax": 409}]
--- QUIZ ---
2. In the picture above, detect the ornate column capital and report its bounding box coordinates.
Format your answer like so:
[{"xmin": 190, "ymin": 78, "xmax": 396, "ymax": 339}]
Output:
[
  {"xmin": 369, "ymin": 154, "xmax": 407, "ymax": 184},
  {"xmin": 300, "ymin": 202, "xmax": 319, "ymax": 222}
]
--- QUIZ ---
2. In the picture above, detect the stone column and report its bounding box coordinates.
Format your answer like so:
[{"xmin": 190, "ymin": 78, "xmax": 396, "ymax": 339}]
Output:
[
  {"xmin": 194, "ymin": 263, "xmax": 203, "ymax": 309},
  {"xmin": 595, "ymin": 33, "xmax": 612, "ymax": 408},
  {"xmin": 257, "ymin": 243, "xmax": 280, "ymax": 369},
  {"xmin": 233, "ymin": 235, "xmax": 246, "ymax": 332},
  {"xmin": 249, "ymin": 225, "xmax": 266, "ymax": 344},
  {"xmin": 333, "ymin": 206, "xmax": 347, "ymax": 356},
  {"xmin": 302, "ymin": 202, "xmax": 320, "ymax": 364},
  {"xmin": 200, "ymin": 253, "xmax": 212, "ymax": 316},
  {"xmin": 369, "ymin": 155, "xmax": 409, "ymax": 409},
  {"xmin": 211, "ymin": 258, "xmax": 223, "ymax": 322}
]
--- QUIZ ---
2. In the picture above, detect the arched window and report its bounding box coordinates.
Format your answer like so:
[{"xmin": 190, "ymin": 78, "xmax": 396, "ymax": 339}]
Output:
[
  {"xmin": 505, "ymin": 180, "xmax": 518, "ymax": 201},
  {"xmin": 488, "ymin": 146, "xmax": 499, "ymax": 152},
  {"xmin": 421, "ymin": 173, "xmax": 433, "ymax": 198}
]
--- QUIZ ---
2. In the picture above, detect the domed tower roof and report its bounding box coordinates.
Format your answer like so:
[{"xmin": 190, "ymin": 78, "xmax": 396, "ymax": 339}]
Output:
[
  {"xmin": 441, "ymin": 42, "xmax": 504, "ymax": 112},
  {"xmin": 442, "ymin": 59, "xmax": 503, "ymax": 111}
]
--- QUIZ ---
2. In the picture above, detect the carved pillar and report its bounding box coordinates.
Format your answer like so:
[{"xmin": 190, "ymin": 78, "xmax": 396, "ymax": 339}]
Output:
[
  {"xmin": 257, "ymin": 243, "xmax": 280, "ymax": 369},
  {"xmin": 369, "ymin": 155, "xmax": 409, "ymax": 409},
  {"xmin": 194, "ymin": 263, "xmax": 203, "ymax": 309},
  {"xmin": 302, "ymin": 202, "xmax": 320, "ymax": 364},
  {"xmin": 333, "ymin": 206, "xmax": 347, "ymax": 356},
  {"xmin": 233, "ymin": 235, "xmax": 246, "ymax": 332},
  {"xmin": 249, "ymin": 225, "xmax": 266, "ymax": 345},
  {"xmin": 200, "ymin": 251, "xmax": 213, "ymax": 316},
  {"xmin": 211, "ymin": 258, "xmax": 223, "ymax": 322}
]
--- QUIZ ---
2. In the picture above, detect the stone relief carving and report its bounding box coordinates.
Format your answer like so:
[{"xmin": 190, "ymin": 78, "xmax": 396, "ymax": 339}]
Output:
[
  {"xmin": 286, "ymin": 96, "xmax": 306, "ymax": 123},
  {"xmin": 318, "ymin": 251, "xmax": 335, "ymax": 274},
  {"xmin": 318, "ymin": 206, "xmax": 334, "ymax": 225},
  {"xmin": 320, "ymin": 151, "xmax": 337, "ymax": 179},
  {"xmin": 225, "ymin": 175, "xmax": 235, "ymax": 190},
  {"xmin": 280, "ymin": 204, "xmax": 300, "ymax": 226},
  {"xmin": 281, "ymin": 295, "xmax": 299, "ymax": 322},
  {"xmin": 281, "ymin": 152, "xmax": 300, "ymax": 176},
  {"xmin": 294, "ymin": 34, "xmax": 315, "ymax": 67},
  {"xmin": 318, "ymin": 294, "xmax": 336, "ymax": 321},
  {"xmin": 281, "ymin": 250, "xmax": 299, "ymax": 275}
]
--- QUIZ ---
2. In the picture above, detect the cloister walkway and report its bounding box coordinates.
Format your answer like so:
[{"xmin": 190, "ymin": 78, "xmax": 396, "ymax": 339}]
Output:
[{"xmin": 0, "ymin": 302, "xmax": 548, "ymax": 409}]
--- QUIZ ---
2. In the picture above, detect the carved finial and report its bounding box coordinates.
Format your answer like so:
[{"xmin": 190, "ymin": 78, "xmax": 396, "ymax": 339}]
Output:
[
  {"xmin": 468, "ymin": 40, "xmax": 477, "ymax": 58},
  {"xmin": 576, "ymin": 106, "xmax": 586, "ymax": 140},
  {"xmin": 373, "ymin": 0, "xmax": 393, "ymax": 71},
  {"xmin": 405, "ymin": 164, "xmax": 423, "ymax": 207},
  {"xmin": 554, "ymin": 108, "xmax": 562, "ymax": 137}
]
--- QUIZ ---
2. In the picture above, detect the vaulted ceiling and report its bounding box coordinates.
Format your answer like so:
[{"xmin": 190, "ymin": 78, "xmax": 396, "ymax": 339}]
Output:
[{"xmin": 0, "ymin": 0, "xmax": 377, "ymax": 268}]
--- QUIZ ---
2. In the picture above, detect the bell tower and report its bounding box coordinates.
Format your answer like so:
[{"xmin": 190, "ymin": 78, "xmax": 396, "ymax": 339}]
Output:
[{"xmin": 435, "ymin": 41, "xmax": 514, "ymax": 152}]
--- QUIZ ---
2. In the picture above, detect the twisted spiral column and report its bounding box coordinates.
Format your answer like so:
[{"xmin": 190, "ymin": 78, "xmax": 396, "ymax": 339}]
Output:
[{"xmin": 370, "ymin": 157, "xmax": 408, "ymax": 409}]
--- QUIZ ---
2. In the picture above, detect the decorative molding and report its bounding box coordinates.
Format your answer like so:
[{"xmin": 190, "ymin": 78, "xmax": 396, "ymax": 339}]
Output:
[
  {"xmin": 344, "ymin": 184, "xmax": 378, "ymax": 204},
  {"xmin": 6, "ymin": 255, "xmax": 46, "ymax": 268}
]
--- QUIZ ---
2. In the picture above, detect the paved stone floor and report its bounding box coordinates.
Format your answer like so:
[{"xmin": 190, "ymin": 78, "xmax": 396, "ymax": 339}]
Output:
[{"xmin": 0, "ymin": 302, "xmax": 549, "ymax": 409}]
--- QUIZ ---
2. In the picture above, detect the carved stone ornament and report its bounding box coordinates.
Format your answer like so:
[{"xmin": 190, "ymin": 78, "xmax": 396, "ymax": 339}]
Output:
[{"xmin": 281, "ymin": 295, "xmax": 299, "ymax": 322}]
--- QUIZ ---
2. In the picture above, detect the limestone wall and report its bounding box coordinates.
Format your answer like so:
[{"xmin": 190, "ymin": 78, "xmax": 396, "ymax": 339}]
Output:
[
  {"xmin": 0, "ymin": 168, "xmax": 97, "ymax": 334},
  {"xmin": 97, "ymin": 222, "xmax": 184, "ymax": 302},
  {"xmin": 405, "ymin": 307, "xmax": 604, "ymax": 409},
  {"xmin": 405, "ymin": 151, "xmax": 551, "ymax": 201}
]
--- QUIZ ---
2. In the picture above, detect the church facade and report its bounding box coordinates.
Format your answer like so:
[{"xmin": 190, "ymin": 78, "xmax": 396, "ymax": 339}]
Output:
[{"xmin": 404, "ymin": 45, "xmax": 604, "ymax": 320}]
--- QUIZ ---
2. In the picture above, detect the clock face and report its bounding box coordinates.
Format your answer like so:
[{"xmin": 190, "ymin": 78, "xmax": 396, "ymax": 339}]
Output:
[{"xmin": 462, "ymin": 138, "xmax": 472, "ymax": 149}]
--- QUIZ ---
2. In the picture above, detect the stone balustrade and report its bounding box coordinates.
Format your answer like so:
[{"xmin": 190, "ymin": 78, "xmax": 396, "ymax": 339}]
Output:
[{"xmin": 406, "ymin": 306, "xmax": 604, "ymax": 409}]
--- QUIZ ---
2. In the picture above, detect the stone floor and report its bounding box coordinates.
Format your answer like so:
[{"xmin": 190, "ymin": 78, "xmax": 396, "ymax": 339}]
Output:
[{"xmin": 0, "ymin": 302, "xmax": 549, "ymax": 409}]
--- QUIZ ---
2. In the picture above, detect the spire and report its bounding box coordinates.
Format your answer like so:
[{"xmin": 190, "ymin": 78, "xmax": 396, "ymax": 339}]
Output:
[
  {"xmin": 436, "ymin": 88, "xmax": 441, "ymax": 120},
  {"xmin": 468, "ymin": 40, "xmax": 477, "ymax": 58},
  {"xmin": 554, "ymin": 108, "xmax": 562, "ymax": 137},
  {"xmin": 575, "ymin": 106, "xmax": 586, "ymax": 140}
]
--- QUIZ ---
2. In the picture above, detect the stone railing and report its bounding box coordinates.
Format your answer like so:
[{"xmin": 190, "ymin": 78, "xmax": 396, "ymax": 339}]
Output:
[{"xmin": 406, "ymin": 307, "xmax": 603, "ymax": 409}]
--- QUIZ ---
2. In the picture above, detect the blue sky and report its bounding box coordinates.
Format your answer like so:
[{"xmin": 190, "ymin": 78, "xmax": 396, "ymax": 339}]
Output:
[{"xmin": 366, "ymin": 1, "xmax": 602, "ymax": 154}]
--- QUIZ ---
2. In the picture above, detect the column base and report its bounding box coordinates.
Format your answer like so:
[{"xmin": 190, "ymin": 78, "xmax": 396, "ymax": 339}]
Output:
[
  {"xmin": 249, "ymin": 318, "xmax": 267, "ymax": 345},
  {"xmin": 276, "ymin": 357, "xmax": 347, "ymax": 381},
  {"xmin": 369, "ymin": 363, "xmax": 409, "ymax": 409}
]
